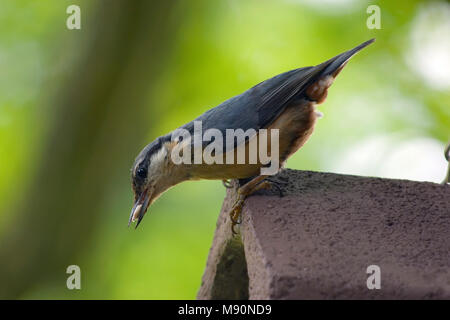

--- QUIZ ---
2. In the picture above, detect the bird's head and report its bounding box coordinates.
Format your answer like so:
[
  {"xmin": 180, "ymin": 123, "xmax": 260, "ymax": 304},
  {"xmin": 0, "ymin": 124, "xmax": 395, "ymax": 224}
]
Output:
[{"xmin": 129, "ymin": 136, "xmax": 185, "ymax": 228}]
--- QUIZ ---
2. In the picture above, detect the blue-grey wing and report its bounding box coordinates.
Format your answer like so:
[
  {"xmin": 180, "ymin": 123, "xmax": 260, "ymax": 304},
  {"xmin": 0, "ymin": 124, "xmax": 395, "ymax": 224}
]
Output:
[
  {"xmin": 178, "ymin": 39, "xmax": 374, "ymax": 154},
  {"xmin": 178, "ymin": 66, "xmax": 319, "ymax": 153}
]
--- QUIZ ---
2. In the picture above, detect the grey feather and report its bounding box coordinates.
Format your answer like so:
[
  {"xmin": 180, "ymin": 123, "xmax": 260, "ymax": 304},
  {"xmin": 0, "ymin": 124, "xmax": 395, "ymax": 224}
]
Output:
[{"xmin": 176, "ymin": 39, "xmax": 374, "ymax": 154}]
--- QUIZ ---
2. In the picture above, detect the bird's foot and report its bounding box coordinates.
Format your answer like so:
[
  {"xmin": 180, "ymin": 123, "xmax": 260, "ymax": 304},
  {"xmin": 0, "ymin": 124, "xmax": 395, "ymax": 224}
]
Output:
[
  {"xmin": 228, "ymin": 175, "xmax": 274, "ymax": 235},
  {"xmin": 229, "ymin": 193, "xmax": 245, "ymax": 235}
]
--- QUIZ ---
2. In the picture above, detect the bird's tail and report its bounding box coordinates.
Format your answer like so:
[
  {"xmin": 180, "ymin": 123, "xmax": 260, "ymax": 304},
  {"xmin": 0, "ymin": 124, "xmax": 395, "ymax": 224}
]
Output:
[{"xmin": 319, "ymin": 38, "xmax": 375, "ymax": 77}]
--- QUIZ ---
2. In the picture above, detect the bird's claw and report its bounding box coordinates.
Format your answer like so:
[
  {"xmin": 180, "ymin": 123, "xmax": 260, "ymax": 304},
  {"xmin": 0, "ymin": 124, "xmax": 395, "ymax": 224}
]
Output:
[
  {"xmin": 229, "ymin": 195, "xmax": 245, "ymax": 235},
  {"xmin": 228, "ymin": 177, "xmax": 286, "ymax": 235}
]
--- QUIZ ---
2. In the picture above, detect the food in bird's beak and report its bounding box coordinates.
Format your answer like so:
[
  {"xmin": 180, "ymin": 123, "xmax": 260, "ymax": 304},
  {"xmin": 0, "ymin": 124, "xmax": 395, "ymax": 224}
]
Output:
[
  {"xmin": 128, "ymin": 188, "xmax": 151, "ymax": 228},
  {"xmin": 132, "ymin": 204, "xmax": 143, "ymax": 222}
]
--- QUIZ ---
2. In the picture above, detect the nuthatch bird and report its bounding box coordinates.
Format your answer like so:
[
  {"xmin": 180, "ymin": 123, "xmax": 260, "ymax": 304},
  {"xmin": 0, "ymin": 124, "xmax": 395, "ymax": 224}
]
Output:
[{"xmin": 129, "ymin": 39, "xmax": 375, "ymax": 233}]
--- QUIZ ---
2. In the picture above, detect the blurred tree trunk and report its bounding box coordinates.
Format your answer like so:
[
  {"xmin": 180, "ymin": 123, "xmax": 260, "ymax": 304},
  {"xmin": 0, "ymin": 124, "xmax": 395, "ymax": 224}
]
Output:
[{"xmin": 0, "ymin": 0, "xmax": 181, "ymax": 298}]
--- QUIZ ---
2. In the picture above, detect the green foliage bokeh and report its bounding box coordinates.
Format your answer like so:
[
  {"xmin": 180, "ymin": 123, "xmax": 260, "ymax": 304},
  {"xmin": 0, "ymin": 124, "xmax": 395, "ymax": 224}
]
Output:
[{"xmin": 0, "ymin": 0, "xmax": 448, "ymax": 299}]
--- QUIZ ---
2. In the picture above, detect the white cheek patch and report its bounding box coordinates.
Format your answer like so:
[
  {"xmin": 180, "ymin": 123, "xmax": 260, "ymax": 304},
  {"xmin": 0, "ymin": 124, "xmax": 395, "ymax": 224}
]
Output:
[
  {"xmin": 148, "ymin": 146, "xmax": 168, "ymax": 175},
  {"xmin": 150, "ymin": 146, "xmax": 167, "ymax": 163}
]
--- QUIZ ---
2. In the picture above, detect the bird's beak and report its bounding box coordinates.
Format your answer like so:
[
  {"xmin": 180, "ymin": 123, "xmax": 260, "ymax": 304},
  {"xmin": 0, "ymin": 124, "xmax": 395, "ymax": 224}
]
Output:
[{"xmin": 128, "ymin": 187, "xmax": 151, "ymax": 229}]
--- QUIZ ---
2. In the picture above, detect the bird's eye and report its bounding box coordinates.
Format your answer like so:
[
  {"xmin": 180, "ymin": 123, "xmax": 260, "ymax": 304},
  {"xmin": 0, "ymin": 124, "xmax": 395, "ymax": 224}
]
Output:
[{"xmin": 136, "ymin": 167, "xmax": 147, "ymax": 179}]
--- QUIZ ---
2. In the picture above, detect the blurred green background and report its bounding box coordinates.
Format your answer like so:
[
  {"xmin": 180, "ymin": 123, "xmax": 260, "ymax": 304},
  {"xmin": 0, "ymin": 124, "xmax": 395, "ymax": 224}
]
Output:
[{"xmin": 0, "ymin": 0, "xmax": 448, "ymax": 299}]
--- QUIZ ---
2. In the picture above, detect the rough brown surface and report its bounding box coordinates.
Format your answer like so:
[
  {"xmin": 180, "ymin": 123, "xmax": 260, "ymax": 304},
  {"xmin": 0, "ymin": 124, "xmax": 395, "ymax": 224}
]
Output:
[{"xmin": 197, "ymin": 169, "xmax": 450, "ymax": 300}]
